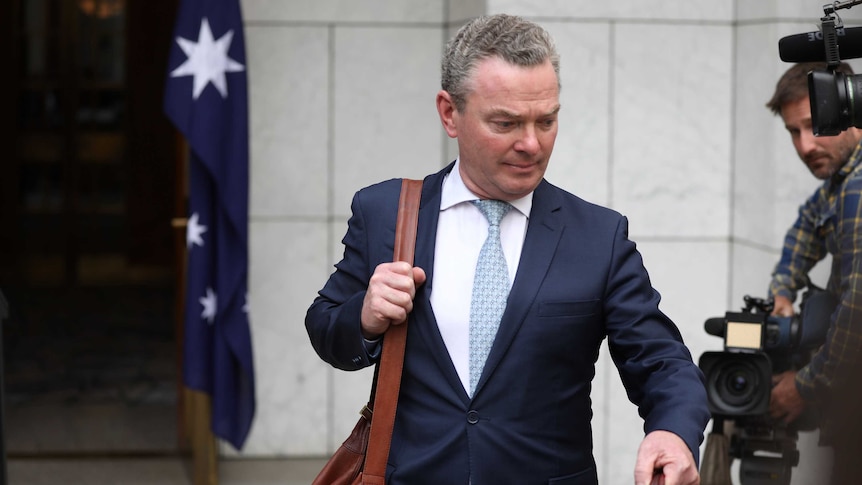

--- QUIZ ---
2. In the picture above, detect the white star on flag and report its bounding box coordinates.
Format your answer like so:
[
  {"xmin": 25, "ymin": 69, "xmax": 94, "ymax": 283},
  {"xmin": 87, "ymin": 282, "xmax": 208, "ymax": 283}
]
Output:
[
  {"xmin": 170, "ymin": 17, "xmax": 245, "ymax": 99},
  {"xmin": 187, "ymin": 212, "xmax": 208, "ymax": 249},
  {"xmin": 200, "ymin": 287, "xmax": 217, "ymax": 324}
]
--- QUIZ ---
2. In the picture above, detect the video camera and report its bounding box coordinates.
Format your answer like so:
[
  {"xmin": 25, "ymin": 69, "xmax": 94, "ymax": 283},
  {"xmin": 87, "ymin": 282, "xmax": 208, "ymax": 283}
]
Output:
[
  {"xmin": 778, "ymin": 0, "xmax": 862, "ymax": 135},
  {"xmin": 699, "ymin": 290, "xmax": 832, "ymax": 420},
  {"xmin": 698, "ymin": 287, "xmax": 834, "ymax": 485}
]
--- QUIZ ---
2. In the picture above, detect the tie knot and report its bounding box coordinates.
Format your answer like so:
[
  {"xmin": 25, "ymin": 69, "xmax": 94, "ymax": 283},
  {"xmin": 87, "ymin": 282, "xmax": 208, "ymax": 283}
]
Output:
[{"xmin": 472, "ymin": 199, "xmax": 511, "ymax": 226}]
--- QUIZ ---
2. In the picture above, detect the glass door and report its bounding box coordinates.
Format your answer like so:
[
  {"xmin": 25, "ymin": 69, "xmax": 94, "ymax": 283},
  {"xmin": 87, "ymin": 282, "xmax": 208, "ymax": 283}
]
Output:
[{"xmin": 14, "ymin": 0, "xmax": 128, "ymax": 285}]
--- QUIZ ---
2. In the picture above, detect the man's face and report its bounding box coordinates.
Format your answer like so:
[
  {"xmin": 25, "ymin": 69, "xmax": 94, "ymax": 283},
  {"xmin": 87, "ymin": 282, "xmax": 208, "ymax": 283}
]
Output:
[
  {"xmin": 781, "ymin": 97, "xmax": 862, "ymax": 179},
  {"xmin": 437, "ymin": 56, "xmax": 560, "ymax": 201}
]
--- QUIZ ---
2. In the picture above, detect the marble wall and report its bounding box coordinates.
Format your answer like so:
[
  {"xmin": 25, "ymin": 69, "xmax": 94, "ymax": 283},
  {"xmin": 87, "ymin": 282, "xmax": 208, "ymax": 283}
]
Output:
[{"xmin": 237, "ymin": 0, "xmax": 862, "ymax": 482}]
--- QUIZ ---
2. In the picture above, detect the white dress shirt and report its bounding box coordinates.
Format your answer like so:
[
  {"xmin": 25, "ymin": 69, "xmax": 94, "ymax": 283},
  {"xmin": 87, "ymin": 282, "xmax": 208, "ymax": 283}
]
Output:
[{"xmin": 430, "ymin": 160, "xmax": 532, "ymax": 394}]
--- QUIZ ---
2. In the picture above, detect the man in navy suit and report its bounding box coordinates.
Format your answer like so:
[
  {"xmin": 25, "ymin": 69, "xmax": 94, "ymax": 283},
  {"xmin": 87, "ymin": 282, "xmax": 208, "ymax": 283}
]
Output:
[{"xmin": 306, "ymin": 14, "xmax": 709, "ymax": 485}]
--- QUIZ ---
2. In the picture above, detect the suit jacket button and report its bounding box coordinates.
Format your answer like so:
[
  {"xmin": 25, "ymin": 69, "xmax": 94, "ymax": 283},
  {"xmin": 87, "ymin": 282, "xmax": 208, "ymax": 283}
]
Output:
[{"xmin": 467, "ymin": 410, "xmax": 479, "ymax": 424}]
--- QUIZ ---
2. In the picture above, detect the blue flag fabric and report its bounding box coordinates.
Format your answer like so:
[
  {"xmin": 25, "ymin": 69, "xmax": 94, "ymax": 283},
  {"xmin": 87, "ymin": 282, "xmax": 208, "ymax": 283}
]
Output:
[{"xmin": 163, "ymin": 0, "xmax": 255, "ymax": 450}]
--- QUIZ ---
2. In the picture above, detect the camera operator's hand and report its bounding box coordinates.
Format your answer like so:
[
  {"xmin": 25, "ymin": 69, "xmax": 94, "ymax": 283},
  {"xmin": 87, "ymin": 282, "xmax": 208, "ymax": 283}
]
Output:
[
  {"xmin": 769, "ymin": 370, "xmax": 806, "ymax": 424},
  {"xmin": 771, "ymin": 295, "xmax": 795, "ymax": 317}
]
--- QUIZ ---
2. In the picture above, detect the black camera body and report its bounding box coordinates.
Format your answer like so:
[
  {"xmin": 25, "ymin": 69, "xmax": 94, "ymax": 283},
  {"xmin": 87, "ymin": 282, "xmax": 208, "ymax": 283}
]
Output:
[
  {"xmin": 778, "ymin": 1, "xmax": 862, "ymax": 135},
  {"xmin": 698, "ymin": 288, "xmax": 835, "ymax": 485},
  {"xmin": 808, "ymin": 67, "xmax": 862, "ymax": 135},
  {"xmin": 699, "ymin": 309, "xmax": 773, "ymax": 418},
  {"xmin": 699, "ymin": 291, "xmax": 833, "ymax": 422}
]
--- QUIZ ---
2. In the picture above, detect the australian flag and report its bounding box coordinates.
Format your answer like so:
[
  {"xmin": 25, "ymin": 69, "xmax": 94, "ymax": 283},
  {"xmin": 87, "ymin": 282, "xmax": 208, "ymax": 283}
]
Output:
[{"xmin": 163, "ymin": 0, "xmax": 255, "ymax": 450}]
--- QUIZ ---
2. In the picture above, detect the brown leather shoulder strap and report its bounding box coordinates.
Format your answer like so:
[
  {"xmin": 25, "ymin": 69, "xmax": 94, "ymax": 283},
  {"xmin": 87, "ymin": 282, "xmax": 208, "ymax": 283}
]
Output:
[
  {"xmin": 393, "ymin": 179, "xmax": 422, "ymax": 265},
  {"xmin": 363, "ymin": 178, "xmax": 422, "ymax": 482}
]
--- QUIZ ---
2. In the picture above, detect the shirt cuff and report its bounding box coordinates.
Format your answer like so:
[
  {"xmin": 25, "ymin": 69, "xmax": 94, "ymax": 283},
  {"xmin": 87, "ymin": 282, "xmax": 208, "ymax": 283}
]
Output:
[
  {"xmin": 363, "ymin": 337, "xmax": 382, "ymax": 359},
  {"xmin": 795, "ymin": 366, "xmax": 817, "ymax": 403}
]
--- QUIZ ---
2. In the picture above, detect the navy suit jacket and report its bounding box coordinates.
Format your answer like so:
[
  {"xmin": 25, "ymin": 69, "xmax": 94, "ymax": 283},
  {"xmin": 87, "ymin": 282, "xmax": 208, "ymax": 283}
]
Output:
[{"xmin": 307, "ymin": 163, "xmax": 709, "ymax": 485}]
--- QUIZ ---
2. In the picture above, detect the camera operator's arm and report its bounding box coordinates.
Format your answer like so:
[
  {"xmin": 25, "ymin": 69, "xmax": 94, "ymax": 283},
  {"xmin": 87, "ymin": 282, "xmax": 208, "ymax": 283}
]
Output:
[
  {"xmin": 794, "ymin": 166, "xmax": 862, "ymax": 410},
  {"xmin": 768, "ymin": 194, "xmax": 829, "ymax": 308}
]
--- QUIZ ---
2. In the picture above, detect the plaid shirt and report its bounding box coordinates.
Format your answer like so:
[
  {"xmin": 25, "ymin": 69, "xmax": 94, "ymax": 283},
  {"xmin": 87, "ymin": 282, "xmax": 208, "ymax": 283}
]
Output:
[{"xmin": 769, "ymin": 141, "xmax": 862, "ymax": 426}]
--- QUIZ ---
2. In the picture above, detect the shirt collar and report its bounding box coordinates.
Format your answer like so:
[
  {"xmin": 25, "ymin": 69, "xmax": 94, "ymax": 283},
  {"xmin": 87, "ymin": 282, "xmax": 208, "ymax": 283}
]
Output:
[{"xmin": 440, "ymin": 159, "xmax": 533, "ymax": 217}]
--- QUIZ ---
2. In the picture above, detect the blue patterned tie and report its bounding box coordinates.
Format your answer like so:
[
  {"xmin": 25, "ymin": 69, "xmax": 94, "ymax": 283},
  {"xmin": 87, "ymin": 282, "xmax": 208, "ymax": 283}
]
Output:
[{"xmin": 469, "ymin": 199, "xmax": 512, "ymax": 396}]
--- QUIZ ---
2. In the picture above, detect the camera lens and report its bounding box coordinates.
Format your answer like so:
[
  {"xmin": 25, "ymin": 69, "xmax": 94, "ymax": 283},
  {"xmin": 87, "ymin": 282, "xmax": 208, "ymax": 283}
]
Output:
[
  {"xmin": 717, "ymin": 360, "xmax": 760, "ymax": 406},
  {"xmin": 729, "ymin": 372, "xmax": 749, "ymax": 393},
  {"xmin": 809, "ymin": 70, "xmax": 862, "ymax": 135},
  {"xmin": 706, "ymin": 353, "xmax": 771, "ymax": 416},
  {"xmin": 699, "ymin": 351, "xmax": 771, "ymax": 416}
]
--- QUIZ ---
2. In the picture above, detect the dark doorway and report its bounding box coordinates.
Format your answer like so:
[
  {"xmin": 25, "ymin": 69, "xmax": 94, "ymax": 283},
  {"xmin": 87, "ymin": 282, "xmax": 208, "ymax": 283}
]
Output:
[{"xmin": 2, "ymin": 0, "xmax": 182, "ymax": 454}]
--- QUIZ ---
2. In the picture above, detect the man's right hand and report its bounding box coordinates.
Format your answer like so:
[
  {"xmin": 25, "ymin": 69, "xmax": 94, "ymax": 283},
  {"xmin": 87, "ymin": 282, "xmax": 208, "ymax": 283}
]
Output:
[
  {"xmin": 360, "ymin": 261, "xmax": 426, "ymax": 339},
  {"xmin": 771, "ymin": 295, "xmax": 794, "ymax": 317},
  {"xmin": 770, "ymin": 370, "xmax": 806, "ymax": 424}
]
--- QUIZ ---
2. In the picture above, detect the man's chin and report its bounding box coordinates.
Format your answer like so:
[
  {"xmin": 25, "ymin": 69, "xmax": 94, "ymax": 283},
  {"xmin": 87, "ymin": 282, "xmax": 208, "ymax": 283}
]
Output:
[{"xmin": 808, "ymin": 164, "xmax": 832, "ymax": 180}]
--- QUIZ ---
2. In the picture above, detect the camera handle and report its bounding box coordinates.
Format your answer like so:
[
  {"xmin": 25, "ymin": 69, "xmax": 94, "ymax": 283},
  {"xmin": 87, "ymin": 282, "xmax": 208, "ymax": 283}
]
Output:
[
  {"xmin": 742, "ymin": 295, "xmax": 773, "ymax": 314},
  {"xmin": 822, "ymin": 1, "xmax": 862, "ymax": 68},
  {"xmin": 825, "ymin": 0, "xmax": 862, "ymax": 15}
]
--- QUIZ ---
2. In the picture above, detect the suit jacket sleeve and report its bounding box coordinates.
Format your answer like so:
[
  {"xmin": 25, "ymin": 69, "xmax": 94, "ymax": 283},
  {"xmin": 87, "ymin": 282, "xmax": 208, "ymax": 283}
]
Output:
[
  {"xmin": 305, "ymin": 179, "xmax": 402, "ymax": 371},
  {"xmin": 604, "ymin": 216, "xmax": 710, "ymax": 464}
]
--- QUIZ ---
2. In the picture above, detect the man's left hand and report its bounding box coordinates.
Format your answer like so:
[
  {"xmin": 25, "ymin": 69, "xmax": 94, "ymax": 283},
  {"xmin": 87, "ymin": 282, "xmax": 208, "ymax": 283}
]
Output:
[
  {"xmin": 769, "ymin": 370, "xmax": 805, "ymax": 424},
  {"xmin": 634, "ymin": 430, "xmax": 699, "ymax": 485}
]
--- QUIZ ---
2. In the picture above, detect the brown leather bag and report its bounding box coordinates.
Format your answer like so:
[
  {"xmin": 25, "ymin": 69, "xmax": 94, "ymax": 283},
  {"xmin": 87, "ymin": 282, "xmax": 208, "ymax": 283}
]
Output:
[
  {"xmin": 312, "ymin": 405, "xmax": 371, "ymax": 485},
  {"xmin": 312, "ymin": 178, "xmax": 423, "ymax": 485}
]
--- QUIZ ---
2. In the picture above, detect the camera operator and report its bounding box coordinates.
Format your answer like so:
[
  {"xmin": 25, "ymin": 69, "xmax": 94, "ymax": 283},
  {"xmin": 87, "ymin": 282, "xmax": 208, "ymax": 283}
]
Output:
[{"xmin": 765, "ymin": 61, "xmax": 862, "ymax": 484}]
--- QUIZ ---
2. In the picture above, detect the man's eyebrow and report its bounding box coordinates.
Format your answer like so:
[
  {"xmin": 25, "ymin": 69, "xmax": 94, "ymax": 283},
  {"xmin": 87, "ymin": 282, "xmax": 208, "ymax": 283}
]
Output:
[
  {"xmin": 487, "ymin": 105, "xmax": 561, "ymax": 118},
  {"xmin": 487, "ymin": 108, "xmax": 519, "ymax": 118}
]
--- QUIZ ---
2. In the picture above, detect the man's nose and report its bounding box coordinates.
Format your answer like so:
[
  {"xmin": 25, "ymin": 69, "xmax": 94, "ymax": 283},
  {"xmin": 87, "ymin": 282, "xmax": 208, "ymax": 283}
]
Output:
[
  {"xmin": 798, "ymin": 129, "xmax": 819, "ymax": 155},
  {"xmin": 514, "ymin": 125, "xmax": 540, "ymax": 154}
]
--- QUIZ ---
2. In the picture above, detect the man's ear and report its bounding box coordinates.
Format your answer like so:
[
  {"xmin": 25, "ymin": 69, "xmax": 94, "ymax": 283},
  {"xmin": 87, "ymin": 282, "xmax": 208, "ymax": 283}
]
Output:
[{"xmin": 436, "ymin": 90, "xmax": 458, "ymax": 138}]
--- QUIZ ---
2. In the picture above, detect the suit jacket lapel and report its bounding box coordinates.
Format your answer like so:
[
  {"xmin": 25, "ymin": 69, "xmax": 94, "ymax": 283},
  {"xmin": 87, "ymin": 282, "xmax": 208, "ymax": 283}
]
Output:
[
  {"xmin": 474, "ymin": 180, "xmax": 563, "ymax": 396},
  {"xmin": 408, "ymin": 164, "xmax": 472, "ymax": 402}
]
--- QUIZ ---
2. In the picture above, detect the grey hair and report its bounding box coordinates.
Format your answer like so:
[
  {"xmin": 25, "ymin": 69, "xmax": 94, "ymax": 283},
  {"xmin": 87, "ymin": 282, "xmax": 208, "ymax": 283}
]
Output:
[{"xmin": 441, "ymin": 14, "xmax": 560, "ymax": 111}]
